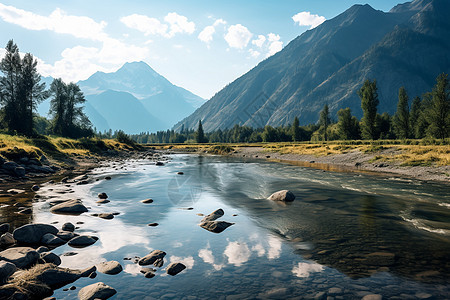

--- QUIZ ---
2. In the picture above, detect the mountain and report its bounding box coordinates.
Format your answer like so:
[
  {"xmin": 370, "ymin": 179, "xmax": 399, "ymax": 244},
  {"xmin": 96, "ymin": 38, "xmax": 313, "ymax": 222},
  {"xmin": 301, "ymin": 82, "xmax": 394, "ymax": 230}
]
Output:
[
  {"xmin": 174, "ymin": 0, "xmax": 450, "ymax": 132},
  {"xmin": 79, "ymin": 61, "xmax": 205, "ymax": 132}
]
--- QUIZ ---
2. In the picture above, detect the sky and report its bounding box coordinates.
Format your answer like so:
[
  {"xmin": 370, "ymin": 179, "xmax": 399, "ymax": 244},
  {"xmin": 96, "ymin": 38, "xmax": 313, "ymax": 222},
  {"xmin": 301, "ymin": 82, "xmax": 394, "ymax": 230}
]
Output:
[{"xmin": 0, "ymin": 0, "xmax": 405, "ymax": 99}]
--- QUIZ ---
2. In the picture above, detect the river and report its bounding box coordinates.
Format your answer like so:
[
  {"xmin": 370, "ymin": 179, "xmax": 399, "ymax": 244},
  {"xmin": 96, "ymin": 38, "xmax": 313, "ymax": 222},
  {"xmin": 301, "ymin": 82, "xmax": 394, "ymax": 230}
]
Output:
[{"xmin": 23, "ymin": 154, "xmax": 450, "ymax": 299}]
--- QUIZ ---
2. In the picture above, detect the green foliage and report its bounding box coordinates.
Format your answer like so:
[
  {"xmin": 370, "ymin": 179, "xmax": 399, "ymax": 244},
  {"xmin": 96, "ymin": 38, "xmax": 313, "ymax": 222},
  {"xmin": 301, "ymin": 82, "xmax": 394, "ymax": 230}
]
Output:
[
  {"xmin": 208, "ymin": 145, "xmax": 234, "ymax": 154},
  {"xmin": 337, "ymin": 108, "xmax": 360, "ymax": 140},
  {"xmin": 358, "ymin": 79, "xmax": 379, "ymax": 140},
  {"xmin": 291, "ymin": 116, "xmax": 303, "ymax": 141},
  {"xmin": 393, "ymin": 87, "xmax": 410, "ymax": 139},
  {"xmin": 116, "ymin": 130, "xmax": 135, "ymax": 146},
  {"xmin": 195, "ymin": 120, "xmax": 207, "ymax": 143},
  {"xmin": 319, "ymin": 104, "xmax": 330, "ymax": 141},
  {"xmin": 262, "ymin": 126, "xmax": 279, "ymax": 142},
  {"xmin": 426, "ymin": 73, "xmax": 450, "ymax": 139},
  {"xmin": 409, "ymin": 96, "xmax": 424, "ymax": 139}
]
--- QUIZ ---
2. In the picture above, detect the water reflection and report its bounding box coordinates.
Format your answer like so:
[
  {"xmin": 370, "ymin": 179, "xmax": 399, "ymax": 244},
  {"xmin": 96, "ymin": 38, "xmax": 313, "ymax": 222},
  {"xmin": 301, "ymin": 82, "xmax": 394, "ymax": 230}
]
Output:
[
  {"xmin": 224, "ymin": 241, "xmax": 251, "ymax": 267},
  {"xmin": 292, "ymin": 262, "xmax": 324, "ymax": 278}
]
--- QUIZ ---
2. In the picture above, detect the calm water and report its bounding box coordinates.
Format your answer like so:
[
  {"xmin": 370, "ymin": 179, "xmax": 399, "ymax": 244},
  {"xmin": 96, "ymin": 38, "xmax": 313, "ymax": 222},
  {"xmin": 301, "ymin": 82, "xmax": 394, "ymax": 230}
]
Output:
[{"xmin": 20, "ymin": 154, "xmax": 450, "ymax": 298}]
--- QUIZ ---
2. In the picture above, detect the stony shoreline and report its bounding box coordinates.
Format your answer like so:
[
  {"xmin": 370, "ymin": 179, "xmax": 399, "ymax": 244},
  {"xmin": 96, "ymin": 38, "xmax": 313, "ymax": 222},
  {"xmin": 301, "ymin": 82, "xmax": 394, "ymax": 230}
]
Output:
[{"xmin": 228, "ymin": 146, "xmax": 450, "ymax": 184}]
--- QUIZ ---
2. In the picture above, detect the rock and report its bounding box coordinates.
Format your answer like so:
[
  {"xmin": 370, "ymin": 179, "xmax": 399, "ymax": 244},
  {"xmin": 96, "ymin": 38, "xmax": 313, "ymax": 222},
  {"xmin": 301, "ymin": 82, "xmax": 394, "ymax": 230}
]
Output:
[
  {"xmin": 78, "ymin": 282, "xmax": 117, "ymax": 300},
  {"xmin": 0, "ymin": 223, "xmax": 10, "ymax": 235},
  {"xmin": 0, "ymin": 247, "xmax": 40, "ymax": 268},
  {"xmin": 328, "ymin": 287, "xmax": 342, "ymax": 295},
  {"xmin": 148, "ymin": 223, "xmax": 159, "ymax": 227},
  {"xmin": 68, "ymin": 236, "xmax": 98, "ymax": 248},
  {"xmin": 0, "ymin": 261, "xmax": 16, "ymax": 283},
  {"xmin": 166, "ymin": 262, "xmax": 186, "ymax": 276},
  {"xmin": 50, "ymin": 200, "xmax": 88, "ymax": 215},
  {"xmin": 0, "ymin": 233, "xmax": 15, "ymax": 246},
  {"xmin": 366, "ymin": 252, "xmax": 395, "ymax": 266},
  {"xmin": 31, "ymin": 185, "xmax": 40, "ymax": 192},
  {"xmin": 88, "ymin": 271, "xmax": 97, "ymax": 279},
  {"xmin": 41, "ymin": 252, "xmax": 62, "ymax": 266},
  {"xmin": 105, "ymin": 176, "xmax": 111, "ymax": 180},
  {"xmin": 62, "ymin": 222, "xmax": 75, "ymax": 232},
  {"xmin": 17, "ymin": 208, "xmax": 32, "ymax": 214},
  {"xmin": 57, "ymin": 231, "xmax": 78, "ymax": 241},
  {"xmin": 155, "ymin": 161, "xmax": 164, "ymax": 166},
  {"xmin": 141, "ymin": 198, "xmax": 153, "ymax": 204},
  {"xmin": 98, "ymin": 213, "xmax": 114, "ymax": 220},
  {"xmin": 36, "ymin": 246, "xmax": 49, "ymax": 253},
  {"xmin": 35, "ymin": 265, "xmax": 83, "ymax": 289},
  {"xmin": 13, "ymin": 223, "xmax": 58, "ymax": 244},
  {"xmin": 200, "ymin": 221, "xmax": 234, "ymax": 233},
  {"xmin": 268, "ymin": 190, "xmax": 295, "ymax": 202},
  {"xmin": 415, "ymin": 292, "xmax": 432, "ymax": 299},
  {"xmin": 201, "ymin": 208, "xmax": 224, "ymax": 222},
  {"xmin": 80, "ymin": 266, "xmax": 96, "ymax": 277},
  {"xmin": 7, "ymin": 188, "xmax": 24, "ymax": 194},
  {"xmin": 144, "ymin": 271, "xmax": 155, "ymax": 278},
  {"xmin": 41, "ymin": 233, "xmax": 66, "ymax": 246},
  {"xmin": 97, "ymin": 261, "xmax": 123, "ymax": 275},
  {"xmin": 138, "ymin": 250, "xmax": 166, "ymax": 267},
  {"xmin": 96, "ymin": 199, "xmax": 110, "ymax": 204},
  {"xmin": 177, "ymin": 172, "xmax": 184, "ymax": 175},
  {"xmin": 13, "ymin": 167, "xmax": 26, "ymax": 177},
  {"xmin": 98, "ymin": 193, "xmax": 108, "ymax": 199},
  {"xmin": 362, "ymin": 295, "xmax": 382, "ymax": 300}
]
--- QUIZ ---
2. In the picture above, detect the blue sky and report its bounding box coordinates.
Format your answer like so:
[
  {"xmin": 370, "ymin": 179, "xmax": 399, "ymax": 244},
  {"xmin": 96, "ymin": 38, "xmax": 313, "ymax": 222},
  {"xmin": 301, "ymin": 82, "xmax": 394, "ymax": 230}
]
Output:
[{"xmin": 0, "ymin": 0, "xmax": 404, "ymax": 99}]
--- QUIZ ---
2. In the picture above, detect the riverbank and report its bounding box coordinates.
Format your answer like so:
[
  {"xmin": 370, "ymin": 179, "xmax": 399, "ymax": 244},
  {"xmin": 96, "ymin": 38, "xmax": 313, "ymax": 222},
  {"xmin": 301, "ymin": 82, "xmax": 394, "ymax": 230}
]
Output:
[{"xmin": 154, "ymin": 142, "xmax": 450, "ymax": 183}]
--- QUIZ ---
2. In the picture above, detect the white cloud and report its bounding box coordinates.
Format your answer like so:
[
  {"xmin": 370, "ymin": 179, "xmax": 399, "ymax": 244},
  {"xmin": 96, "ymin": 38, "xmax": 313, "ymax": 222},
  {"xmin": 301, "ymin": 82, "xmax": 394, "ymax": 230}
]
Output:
[
  {"xmin": 168, "ymin": 255, "xmax": 195, "ymax": 270},
  {"xmin": 292, "ymin": 11, "xmax": 326, "ymax": 29},
  {"xmin": 266, "ymin": 33, "xmax": 283, "ymax": 57},
  {"xmin": 252, "ymin": 243, "xmax": 266, "ymax": 257},
  {"xmin": 165, "ymin": 12, "xmax": 195, "ymax": 37},
  {"xmin": 198, "ymin": 25, "xmax": 215, "ymax": 44},
  {"xmin": 121, "ymin": 12, "xmax": 195, "ymax": 38},
  {"xmin": 198, "ymin": 18, "xmax": 227, "ymax": 46},
  {"xmin": 267, "ymin": 236, "xmax": 282, "ymax": 259},
  {"xmin": 252, "ymin": 35, "xmax": 266, "ymax": 48},
  {"xmin": 0, "ymin": 4, "xmax": 107, "ymax": 41},
  {"xmin": 198, "ymin": 247, "xmax": 224, "ymax": 271},
  {"xmin": 292, "ymin": 262, "xmax": 324, "ymax": 278},
  {"xmin": 224, "ymin": 24, "xmax": 253, "ymax": 49},
  {"xmin": 224, "ymin": 241, "xmax": 251, "ymax": 266},
  {"xmin": 120, "ymin": 14, "xmax": 168, "ymax": 36},
  {"xmin": 248, "ymin": 48, "xmax": 260, "ymax": 58}
]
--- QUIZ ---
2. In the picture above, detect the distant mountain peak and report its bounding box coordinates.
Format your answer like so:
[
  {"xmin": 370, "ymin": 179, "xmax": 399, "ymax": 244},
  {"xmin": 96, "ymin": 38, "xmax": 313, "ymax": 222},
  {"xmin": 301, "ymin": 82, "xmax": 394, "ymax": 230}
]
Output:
[{"xmin": 390, "ymin": 0, "xmax": 433, "ymax": 13}]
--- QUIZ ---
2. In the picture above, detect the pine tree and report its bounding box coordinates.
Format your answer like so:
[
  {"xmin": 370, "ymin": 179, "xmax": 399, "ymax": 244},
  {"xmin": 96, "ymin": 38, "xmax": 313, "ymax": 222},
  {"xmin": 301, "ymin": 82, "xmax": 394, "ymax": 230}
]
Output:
[
  {"xmin": 291, "ymin": 116, "xmax": 302, "ymax": 141},
  {"xmin": 358, "ymin": 79, "xmax": 379, "ymax": 140},
  {"xmin": 337, "ymin": 108, "xmax": 360, "ymax": 140},
  {"xmin": 393, "ymin": 87, "xmax": 410, "ymax": 139},
  {"xmin": 195, "ymin": 120, "xmax": 206, "ymax": 143},
  {"xmin": 49, "ymin": 78, "xmax": 68, "ymax": 136},
  {"xmin": 319, "ymin": 104, "xmax": 330, "ymax": 141},
  {"xmin": 409, "ymin": 96, "xmax": 422, "ymax": 139},
  {"xmin": 427, "ymin": 73, "xmax": 450, "ymax": 139}
]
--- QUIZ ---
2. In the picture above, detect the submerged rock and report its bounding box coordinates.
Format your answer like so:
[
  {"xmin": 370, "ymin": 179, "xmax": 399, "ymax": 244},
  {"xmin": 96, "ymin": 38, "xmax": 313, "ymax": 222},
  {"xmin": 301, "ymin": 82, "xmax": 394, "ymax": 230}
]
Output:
[
  {"xmin": 13, "ymin": 224, "xmax": 59, "ymax": 244},
  {"xmin": 97, "ymin": 261, "xmax": 123, "ymax": 275},
  {"xmin": 200, "ymin": 221, "xmax": 234, "ymax": 233},
  {"xmin": 366, "ymin": 252, "xmax": 396, "ymax": 266},
  {"xmin": 50, "ymin": 200, "xmax": 88, "ymax": 215},
  {"xmin": 166, "ymin": 262, "xmax": 186, "ymax": 276},
  {"xmin": 68, "ymin": 235, "xmax": 98, "ymax": 248},
  {"xmin": 141, "ymin": 199, "xmax": 153, "ymax": 204},
  {"xmin": 57, "ymin": 231, "xmax": 78, "ymax": 241},
  {"xmin": 98, "ymin": 193, "xmax": 108, "ymax": 199},
  {"xmin": 138, "ymin": 250, "xmax": 166, "ymax": 267},
  {"xmin": 268, "ymin": 190, "xmax": 295, "ymax": 202},
  {"xmin": 78, "ymin": 282, "xmax": 117, "ymax": 300},
  {"xmin": 98, "ymin": 213, "xmax": 114, "ymax": 220}
]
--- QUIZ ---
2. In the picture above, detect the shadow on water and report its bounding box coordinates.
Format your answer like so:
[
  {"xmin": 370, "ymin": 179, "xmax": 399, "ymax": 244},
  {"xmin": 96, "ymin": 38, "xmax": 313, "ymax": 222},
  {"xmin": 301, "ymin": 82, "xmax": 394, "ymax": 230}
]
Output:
[{"xmin": 198, "ymin": 155, "xmax": 450, "ymax": 283}]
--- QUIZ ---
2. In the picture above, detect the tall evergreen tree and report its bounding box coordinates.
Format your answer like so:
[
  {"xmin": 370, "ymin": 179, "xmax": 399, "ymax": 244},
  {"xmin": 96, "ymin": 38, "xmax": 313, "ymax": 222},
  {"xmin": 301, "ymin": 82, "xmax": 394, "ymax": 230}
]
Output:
[
  {"xmin": 409, "ymin": 96, "xmax": 422, "ymax": 139},
  {"xmin": 0, "ymin": 40, "xmax": 21, "ymax": 132},
  {"xmin": 195, "ymin": 120, "xmax": 206, "ymax": 143},
  {"xmin": 427, "ymin": 73, "xmax": 450, "ymax": 139},
  {"xmin": 393, "ymin": 87, "xmax": 410, "ymax": 139},
  {"xmin": 358, "ymin": 79, "xmax": 379, "ymax": 139},
  {"xmin": 291, "ymin": 116, "xmax": 302, "ymax": 141},
  {"xmin": 337, "ymin": 108, "xmax": 360, "ymax": 140},
  {"xmin": 49, "ymin": 78, "xmax": 68, "ymax": 136},
  {"xmin": 319, "ymin": 104, "xmax": 330, "ymax": 141}
]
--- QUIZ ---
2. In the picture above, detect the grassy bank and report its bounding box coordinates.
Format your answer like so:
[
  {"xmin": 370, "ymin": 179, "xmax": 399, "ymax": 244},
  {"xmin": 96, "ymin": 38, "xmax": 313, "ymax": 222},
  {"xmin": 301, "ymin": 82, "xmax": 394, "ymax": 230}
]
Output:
[
  {"xmin": 0, "ymin": 134, "xmax": 141, "ymax": 166},
  {"xmin": 151, "ymin": 139, "xmax": 450, "ymax": 167}
]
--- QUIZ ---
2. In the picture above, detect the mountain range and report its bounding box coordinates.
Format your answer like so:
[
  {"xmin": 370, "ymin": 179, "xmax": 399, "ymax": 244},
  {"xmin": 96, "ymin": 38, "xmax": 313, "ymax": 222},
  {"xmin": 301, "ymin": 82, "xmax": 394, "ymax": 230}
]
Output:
[
  {"xmin": 38, "ymin": 62, "xmax": 205, "ymax": 133},
  {"xmin": 175, "ymin": 0, "xmax": 450, "ymax": 132}
]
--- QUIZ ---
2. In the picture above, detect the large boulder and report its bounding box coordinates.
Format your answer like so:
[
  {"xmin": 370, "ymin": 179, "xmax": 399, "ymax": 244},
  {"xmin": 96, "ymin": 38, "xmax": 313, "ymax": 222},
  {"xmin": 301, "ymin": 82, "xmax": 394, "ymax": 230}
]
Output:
[
  {"xmin": 57, "ymin": 231, "xmax": 78, "ymax": 241},
  {"xmin": 35, "ymin": 265, "xmax": 83, "ymax": 289},
  {"xmin": 0, "ymin": 261, "xmax": 16, "ymax": 283},
  {"xmin": 96, "ymin": 261, "xmax": 123, "ymax": 275},
  {"xmin": 68, "ymin": 235, "xmax": 98, "ymax": 248},
  {"xmin": 78, "ymin": 282, "xmax": 117, "ymax": 300},
  {"xmin": 268, "ymin": 190, "xmax": 295, "ymax": 202},
  {"xmin": 0, "ymin": 233, "xmax": 15, "ymax": 247},
  {"xmin": 200, "ymin": 221, "xmax": 234, "ymax": 233},
  {"xmin": 0, "ymin": 247, "xmax": 39, "ymax": 268},
  {"xmin": 40, "ymin": 252, "xmax": 62, "ymax": 266},
  {"xmin": 0, "ymin": 223, "xmax": 10, "ymax": 235},
  {"xmin": 166, "ymin": 262, "xmax": 186, "ymax": 276},
  {"xmin": 62, "ymin": 222, "xmax": 75, "ymax": 232},
  {"xmin": 138, "ymin": 250, "xmax": 166, "ymax": 267},
  {"xmin": 13, "ymin": 224, "xmax": 58, "ymax": 244},
  {"xmin": 201, "ymin": 209, "xmax": 224, "ymax": 222},
  {"xmin": 50, "ymin": 200, "xmax": 88, "ymax": 215}
]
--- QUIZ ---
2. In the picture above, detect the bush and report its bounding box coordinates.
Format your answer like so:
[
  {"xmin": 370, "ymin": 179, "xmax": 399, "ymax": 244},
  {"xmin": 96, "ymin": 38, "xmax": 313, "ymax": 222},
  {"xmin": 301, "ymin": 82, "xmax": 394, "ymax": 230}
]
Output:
[{"xmin": 116, "ymin": 130, "xmax": 135, "ymax": 146}]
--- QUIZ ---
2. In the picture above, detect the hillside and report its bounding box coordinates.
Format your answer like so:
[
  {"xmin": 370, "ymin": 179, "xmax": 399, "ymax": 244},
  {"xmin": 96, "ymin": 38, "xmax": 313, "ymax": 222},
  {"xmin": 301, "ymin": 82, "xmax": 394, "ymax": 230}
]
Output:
[{"xmin": 174, "ymin": 0, "xmax": 450, "ymax": 131}]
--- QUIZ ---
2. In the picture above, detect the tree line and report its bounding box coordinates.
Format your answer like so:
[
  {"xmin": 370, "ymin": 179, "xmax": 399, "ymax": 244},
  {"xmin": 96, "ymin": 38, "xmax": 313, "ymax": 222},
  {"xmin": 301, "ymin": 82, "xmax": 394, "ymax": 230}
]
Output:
[
  {"xmin": 0, "ymin": 40, "xmax": 92, "ymax": 138},
  {"xmin": 127, "ymin": 73, "xmax": 449, "ymax": 144}
]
